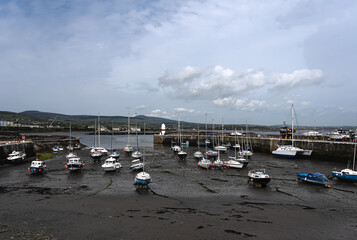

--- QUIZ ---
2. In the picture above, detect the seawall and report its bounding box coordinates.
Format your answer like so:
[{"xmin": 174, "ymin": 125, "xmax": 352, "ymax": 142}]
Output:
[
  {"xmin": 154, "ymin": 134, "xmax": 355, "ymax": 163},
  {"xmin": 0, "ymin": 142, "xmax": 35, "ymax": 162}
]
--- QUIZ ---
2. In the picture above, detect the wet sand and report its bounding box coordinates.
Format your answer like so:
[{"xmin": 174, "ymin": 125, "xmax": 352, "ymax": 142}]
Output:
[{"xmin": 1, "ymin": 146, "xmax": 357, "ymax": 239}]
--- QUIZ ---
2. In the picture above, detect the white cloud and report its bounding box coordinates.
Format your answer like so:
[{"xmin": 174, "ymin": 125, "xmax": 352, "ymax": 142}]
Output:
[
  {"xmin": 136, "ymin": 105, "xmax": 146, "ymax": 110},
  {"xmin": 213, "ymin": 97, "xmax": 266, "ymax": 111},
  {"xmin": 271, "ymin": 69, "xmax": 324, "ymax": 90}
]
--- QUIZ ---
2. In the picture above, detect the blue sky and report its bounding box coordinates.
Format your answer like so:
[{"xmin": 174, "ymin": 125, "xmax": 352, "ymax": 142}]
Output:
[{"xmin": 0, "ymin": 0, "xmax": 356, "ymax": 126}]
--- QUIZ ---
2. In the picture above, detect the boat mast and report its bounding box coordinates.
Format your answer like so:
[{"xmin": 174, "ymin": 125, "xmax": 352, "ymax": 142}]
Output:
[
  {"xmin": 98, "ymin": 114, "xmax": 101, "ymax": 147},
  {"xmin": 205, "ymin": 113, "xmax": 208, "ymax": 153},
  {"xmin": 94, "ymin": 120, "xmax": 97, "ymax": 147},
  {"xmin": 128, "ymin": 113, "xmax": 130, "ymax": 145},
  {"xmin": 291, "ymin": 104, "xmax": 294, "ymax": 147},
  {"xmin": 221, "ymin": 118, "xmax": 224, "ymax": 146},
  {"xmin": 178, "ymin": 114, "xmax": 181, "ymax": 147},
  {"xmin": 69, "ymin": 122, "xmax": 71, "ymax": 152},
  {"xmin": 353, "ymin": 127, "xmax": 357, "ymax": 170},
  {"xmin": 111, "ymin": 121, "xmax": 113, "ymax": 152},
  {"xmin": 135, "ymin": 113, "xmax": 138, "ymax": 150},
  {"xmin": 143, "ymin": 122, "xmax": 146, "ymax": 172},
  {"xmin": 197, "ymin": 123, "xmax": 200, "ymax": 150}
]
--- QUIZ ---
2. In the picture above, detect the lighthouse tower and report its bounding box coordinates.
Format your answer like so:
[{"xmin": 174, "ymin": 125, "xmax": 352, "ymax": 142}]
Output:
[{"xmin": 160, "ymin": 123, "xmax": 166, "ymax": 135}]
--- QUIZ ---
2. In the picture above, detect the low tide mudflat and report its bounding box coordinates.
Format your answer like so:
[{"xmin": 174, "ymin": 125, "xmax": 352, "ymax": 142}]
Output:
[{"xmin": 0, "ymin": 145, "xmax": 357, "ymax": 239}]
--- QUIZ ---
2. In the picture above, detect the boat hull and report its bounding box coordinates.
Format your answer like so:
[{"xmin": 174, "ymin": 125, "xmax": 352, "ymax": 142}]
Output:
[
  {"xmin": 28, "ymin": 167, "xmax": 47, "ymax": 175},
  {"xmin": 248, "ymin": 177, "xmax": 271, "ymax": 185},
  {"xmin": 66, "ymin": 164, "xmax": 83, "ymax": 171},
  {"xmin": 332, "ymin": 171, "xmax": 357, "ymax": 182}
]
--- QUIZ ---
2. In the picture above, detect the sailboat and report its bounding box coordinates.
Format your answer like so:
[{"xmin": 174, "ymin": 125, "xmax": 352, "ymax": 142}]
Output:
[
  {"xmin": 123, "ymin": 113, "xmax": 134, "ymax": 155},
  {"xmin": 66, "ymin": 123, "xmax": 77, "ymax": 159},
  {"xmin": 90, "ymin": 115, "xmax": 108, "ymax": 156},
  {"xmin": 109, "ymin": 122, "xmax": 120, "ymax": 159},
  {"xmin": 214, "ymin": 119, "xmax": 227, "ymax": 153},
  {"xmin": 272, "ymin": 104, "xmax": 313, "ymax": 157},
  {"xmin": 171, "ymin": 115, "xmax": 182, "ymax": 153},
  {"xmin": 194, "ymin": 123, "xmax": 203, "ymax": 159},
  {"xmin": 177, "ymin": 115, "xmax": 187, "ymax": 160},
  {"xmin": 226, "ymin": 128, "xmax": 247, "ymax": 168},
  {"xmin": 332, "ymin": 130, "xmax": 357, "ymax": 181},
  {"xmin": 135, "ymin": 123, "xmax": 151, "ymax": 189},
  {"xmin": 212, "ymin": 149, "xmax": 224, "ymax": 169},
  {"xmin": 131, "ymin": 114, "xmax": 143, "ymax": 159},
  {"xmin": 206, "ymin": 118, "xmax": 218, "ymax": 159},
  {"xmin": 241, "ymin": 122, "xmax": 253, "ymax": 158},
  {"xmin": 198, "ymin": 114, "xmax": 212, "ymax": 169},
  {"xmin": 90, "ymin": 120, "xmax": 103, "ymax": 161}
]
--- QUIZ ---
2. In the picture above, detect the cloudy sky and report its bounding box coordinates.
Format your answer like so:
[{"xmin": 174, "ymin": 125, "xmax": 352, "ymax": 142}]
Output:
[{"xmin": 0, "ymin": 0, "xmax": 356, "ymax": 126}]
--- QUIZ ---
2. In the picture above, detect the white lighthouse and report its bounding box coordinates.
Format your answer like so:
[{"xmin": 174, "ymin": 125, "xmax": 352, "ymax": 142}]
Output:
[{"xmin": 160, "ymin": 123, "xmax": 166, "ymax": 135}]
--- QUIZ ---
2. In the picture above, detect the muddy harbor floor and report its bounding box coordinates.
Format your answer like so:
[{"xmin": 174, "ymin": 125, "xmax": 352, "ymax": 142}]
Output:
[{"xmin": 0, "ymin": 146, "xmax": 357, "ymax": 239}]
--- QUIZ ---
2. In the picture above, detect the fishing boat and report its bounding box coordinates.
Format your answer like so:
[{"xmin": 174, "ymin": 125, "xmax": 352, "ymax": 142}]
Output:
[
  {"xmin": 28, "ymin": 160, "xmax": 48, "ymax": 175},
  {"xmin": 101, "ymin": 157, "xmax": 122, "ymax": 172},
  {"xmin": 134, "ymin": 123, "xmax": 151, "ymax": 189},
  {"xmin": 272, "ymin": 104, "xmax": 312, "ymax": 158},
  {"xmin": 248, "ymin": 169, "xmax": 271, "ymax": 186},
  {"xmin": 332, "ymin": 134, "xmax": 357, "ymax": 182},
  {"xmin": 197, "ymin": 157, "xmax": 211, "ymax": 170},
  {"xmin": 124, "ymin": 114, "xmax": 134, "ymax": 155},
  {"xmin": 7, "ymin": 151, "xmax": 26, "ymax": 163},
  {"xmin": 297, "ymin": 172, "xmax": 330, "ymax": 187},
  {"xmin": 65, "ymin": 157, "xmax": 84, "ymax": 172}
]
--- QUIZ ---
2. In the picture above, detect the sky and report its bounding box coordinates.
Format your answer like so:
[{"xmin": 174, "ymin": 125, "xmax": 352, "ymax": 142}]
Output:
[{"xmin": 0, "ymin": 0, "xmax": 356, "ymax": 126}]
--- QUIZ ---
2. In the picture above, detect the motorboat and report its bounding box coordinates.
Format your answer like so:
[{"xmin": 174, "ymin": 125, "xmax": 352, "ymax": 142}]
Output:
[
  {"xmin": 73, "ymin": 144, "xmax": 81, "ymax": 150},
  {"xmin": 109, "ymin": 150, "xmax": 120, "ymax": 159},
  {"xmin": 327, "ymin": 129, "xmax": 351, "ymax": 141},
  {"xmin": 28, "ymin": 160, "xmax": 48, "ymax": 175},
  {"xmin": 248, "ymin": 169, "xmax": 271, "ymax": 186},
  {"xmin": 297, "ymin": 172, "xmax": 330, "ymax": 187},
  {"xmin": 65, "ymin": 157, "xmax": 84, "ymax": 172},
  {"xmin": 130, "ymin": 159, "xmax": 144, "ymax": 171},
  {"xmin": 7, "ymin": 151, "xmax": 26, "ymax": 163},
  {"xmin": 101, "ymin": 157, "xmax": 122, "ymax": 172},
  {"xmin": 302, "ymin": 131, "xmax": 322, "ymax": 137},
  {"xmin": 197, "ymin": 157, "xmax": 211, "ymax": 169},
  {"xmin": 212, "ymin": 157, "xmax": 224, "ymax": 169}
]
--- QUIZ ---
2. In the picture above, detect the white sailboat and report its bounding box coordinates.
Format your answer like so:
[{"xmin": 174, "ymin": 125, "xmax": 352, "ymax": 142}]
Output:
[
  {"xmin": 198, "ymin": 114, "xmax": 212, "ymax": 169},
  {"xmin": 241, "ymin": 122, "xmax": 253, "ymax": 158},
  {"xmin": 214, "ymin": 119, "xmax": 227, "ymax": 153},
  {"xmin": 194, "ymin": 123, "xmax": 203, "ymax": 159},
  {"xmin": 272, "ymin": 104, "xmax": 313, "ymax": 157},
  {"xmin": 131, "ymin": 114, "xmax": 143, "ymax": 159},
  {"xmin": 332, "ymin": 128, "xmax": 357, "ymax": 181},
  {"xmin": 135, "ymin": 123, "xmax": 151, "ymax": 189},
  {"xmin": 109, "ymin": 122, "xmax": 120, "ymax": 159},
  {"xmin": 177, "ymin": 115, "xmax": 187, "ymax": 160},
  {"xmin": 91, "ymin": 115, "xmax": 108, "ymax": 155},
  {"xmin": 123, "ymin": 113, "xmax": 134, "ymax": 155},
  {"xmin": 66, "ymin": 123, "xmax": 77, "ymax": 159}
]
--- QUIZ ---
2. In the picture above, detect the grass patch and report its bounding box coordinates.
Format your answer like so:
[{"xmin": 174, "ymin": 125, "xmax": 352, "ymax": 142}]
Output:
[{"xmin": 37, "ymin": 153, "xmax": 55, "ymax": 161}]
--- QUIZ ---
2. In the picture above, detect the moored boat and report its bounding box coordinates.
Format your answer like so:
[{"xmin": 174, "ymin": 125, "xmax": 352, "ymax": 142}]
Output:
[
  {"xmin": 28, "ymin": 160, "xmax": 48, "ymax": 175},
  {"xmin": 101, "ymin": 157, "xmax": 122, "ymax": 172},
  {"xmin": 7, "ymin": 151, "xmax": 26, "ymax": 163},
  {"xmin": 65, "ymin": 157, "xmax": 84, "ymax": 172},
  {"xmin": 248, "ymin": 169, "xmax": 271, "ymax": 186},
  {"xmin": 297, "ymin": 172, "xmax": 330, "ymax": 187},
  {"xmin": 197, "ymin": 157, "xmax": 211, "ymax": 169}
]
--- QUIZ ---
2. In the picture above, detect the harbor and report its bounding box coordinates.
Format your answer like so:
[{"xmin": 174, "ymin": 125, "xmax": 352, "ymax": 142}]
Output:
[{"xmin": 0, "ymin": 133, "xmax": 357, "ymax": 239}]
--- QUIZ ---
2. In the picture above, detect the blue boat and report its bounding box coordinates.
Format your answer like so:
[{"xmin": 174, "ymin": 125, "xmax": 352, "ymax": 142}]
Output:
[{"xmin": 297, "ymin": 172, "xmax": 330, "ymax": 187}]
